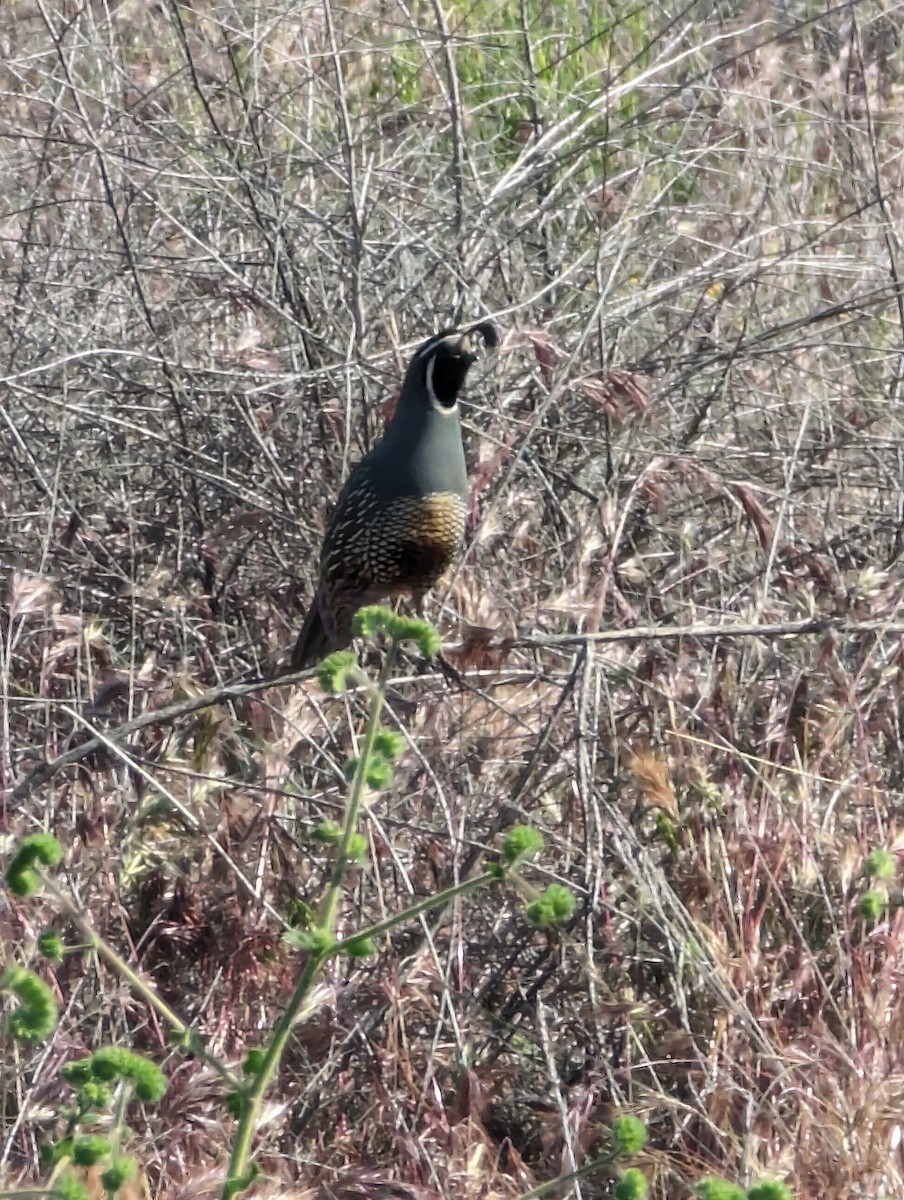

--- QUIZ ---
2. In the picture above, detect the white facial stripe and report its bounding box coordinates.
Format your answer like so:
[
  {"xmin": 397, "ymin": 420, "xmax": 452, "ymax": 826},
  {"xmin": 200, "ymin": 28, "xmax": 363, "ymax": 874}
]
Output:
[
  {"xmin": 424, "ymin": 351, "xmax": 460, "ymax": 414},
  {"xmin": 413, "ymin": 332, "xmax": 455, "ymax": 363}
]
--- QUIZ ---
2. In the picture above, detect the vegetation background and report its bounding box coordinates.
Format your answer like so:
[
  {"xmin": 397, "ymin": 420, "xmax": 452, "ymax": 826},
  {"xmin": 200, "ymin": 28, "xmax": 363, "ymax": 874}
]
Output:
[{"xmin": 2, "ymin": 0, "xmax": 904, "ymax": 1196}]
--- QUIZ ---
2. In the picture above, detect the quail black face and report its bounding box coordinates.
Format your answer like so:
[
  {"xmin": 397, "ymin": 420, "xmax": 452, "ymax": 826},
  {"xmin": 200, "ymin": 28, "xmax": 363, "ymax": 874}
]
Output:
[
  {"xmin": 419, "ymin": 322, "xmax": 500, "ymax": 411},
  {"xmin": 427, "ymin": 342, "xmax": 477, "ymax": 409}
]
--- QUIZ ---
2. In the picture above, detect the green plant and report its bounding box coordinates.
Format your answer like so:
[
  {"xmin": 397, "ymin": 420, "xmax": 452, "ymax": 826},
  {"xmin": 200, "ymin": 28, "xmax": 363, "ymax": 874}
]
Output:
[
  {"xmin": 857, "ymin": 845, "xmax": 900, "ymax": 922},
  {"xmin": 695, "ymin": 1181, "xmax": 746, "ymax": 1200},
  {"xmin": 3, "ymin": 609, "xmax": 572, "ymax": 1200}
]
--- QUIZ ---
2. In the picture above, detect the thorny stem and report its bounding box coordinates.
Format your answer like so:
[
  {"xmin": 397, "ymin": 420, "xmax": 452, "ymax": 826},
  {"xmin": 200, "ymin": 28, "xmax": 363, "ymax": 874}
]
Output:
[
  {"xmin": 226, "ymin": 639, "xmax": 400, "ymax": 1199},
  {"xmin": 223, "ymin": 951, "xmax": 322, "ymax": 1200},
  {"xmin": 322, "ymin": 868, "xmax": 499, "ymax": 957},
  {"xmin": 319, "ymin": 639, "xmax": 399, "ymax": 936}
]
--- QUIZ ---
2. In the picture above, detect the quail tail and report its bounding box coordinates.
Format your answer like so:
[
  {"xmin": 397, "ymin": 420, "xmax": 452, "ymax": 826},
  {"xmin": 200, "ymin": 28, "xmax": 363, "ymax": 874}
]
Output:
[{"xmin": 291, "ymin": 597, "xmax": 334, "ymax": 670}]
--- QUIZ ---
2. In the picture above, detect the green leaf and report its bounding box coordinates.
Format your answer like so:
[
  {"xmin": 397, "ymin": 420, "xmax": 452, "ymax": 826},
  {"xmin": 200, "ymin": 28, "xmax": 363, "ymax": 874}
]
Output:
[
  {"xmin": 5, "ymin": 833, "xmax": 63, "ymax": 896},
  {"xmin": 858, "ymin": 890, "xmax": 886, "ymax": 921},
  {"xmin": 243, "ymin": 1049, "xmax": 266, "ymax": 1076},
  {"xmin": 614, "ymin": 1167, "xmax": 648, "ymax": 1200},
  {"xmin": 288, "ymin": 928, "xmax": 335, "ymax": 955},
  {"xmin": 864, "ymin": 848, "xmax": 896, "ymax": 881},
  {"xmin": 526, "ymin": 885, "xmax": 575, "ymax": 928},
  {"xmin": 71, "ymin": 1135, "xmax": 112, "ymax": 1166},
  {"xmin": 372, "ymin": 730, "xmax": 405, "ymax": 761},
  {"xmin": 2, "ymin": 966, "xmax": 58, "ymax": 1040},
  {"xmin": 345, "ymin": 832, "xmax": 369, "ymax": 863},
  {"xmin": 363, "ymin": 757, "xmax": 393, "ymax": 790},
  {"xmin": 544, "ymin": 884, "xmax": 575, "ymax": 920},
  {"xmin": 316, "ymin": 651, "xmax": 360, "ymax": 694},
  {"xmin": 611, "ymin": 1114, "xmax": 647, "ymax": 1156},
  {"xmin": 100, "ymin": 1155, "xmax": 137, "ymax": 1195},
  {"xmin": 385, "ymin": 614, "xmax": 441, "ymax": 657},
  {"xmin": 61, "ymin": 1060, "xmax": 93, "ymax": 1088},
  {"xmin": 55, "ymin": 1173, "xmax": 93, "ymax": 1200},
  {"xmin": 695, "ymin": 1181, "xmax": 746, "ymax": 1200},
  {"xmin": 502, "ymin": 826, "xmax": 544, "ymax": 864},
  {"xmin": 746, "ymin": 1182, "xmax": 793, "ymax": 1200},
  {"xmin": 312, "ymin": 820, "xmax": 342, "ymax": 844},
  {"xmin": 344, "ymin": 936, "xmax": 375, "ymax": 958},
  {"xmin": 352, "ymin": 606, "xmax": 395, "ymax": 638},
  {"xmin": 37, "ymin": 930, "xmax": 65, "ymax": 961},
  {"xmin": 130, "ymin": 1057, "xmax": 167, "ymax": 1103}
]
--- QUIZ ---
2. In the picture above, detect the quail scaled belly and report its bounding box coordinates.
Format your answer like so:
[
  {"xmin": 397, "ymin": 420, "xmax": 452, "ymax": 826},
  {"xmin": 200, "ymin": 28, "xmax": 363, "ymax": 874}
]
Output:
[{"xmin": 292, "ymin": 321, "xmax": 499, "ymax": 670}]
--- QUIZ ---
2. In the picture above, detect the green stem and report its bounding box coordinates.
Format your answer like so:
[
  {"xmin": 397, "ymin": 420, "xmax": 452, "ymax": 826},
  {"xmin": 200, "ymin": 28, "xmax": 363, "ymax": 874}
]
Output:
[
  {"xmin": 324, "ymin": 870, "xmax": 498, "ymax": 959},
  {"xmin": 319, "ymin": 640, "xmax": 398, "ymax": 937},
  {"xmin": 110, "ymin": 1082, "xmax": 129, "ymax": 1149},
  {"xmin": 223, "ymin": 951, "xmax": 323, "ymax": 1200},
  {"xmin": 0, "ymin": 1191, "xmax": 64, "ymax": 1199},
  {"xmin": 225, "ymin": 638, "xmax": 400, "ymax": 1199},
  {"xmin": 515, "ymin": 1151, "xmax": 617, "ymax": 1200}
]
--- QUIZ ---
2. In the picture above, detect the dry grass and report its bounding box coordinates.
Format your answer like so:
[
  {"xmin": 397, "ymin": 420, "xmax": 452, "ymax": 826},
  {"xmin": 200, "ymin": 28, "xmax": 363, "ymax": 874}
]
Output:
[{"xmin": 3, "ymin": 0, "xmax": 904, "ymax": 1197}]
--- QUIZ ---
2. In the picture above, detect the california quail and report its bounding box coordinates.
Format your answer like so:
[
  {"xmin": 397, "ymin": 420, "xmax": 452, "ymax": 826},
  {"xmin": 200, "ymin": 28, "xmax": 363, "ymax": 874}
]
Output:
[{"xmin": 292, "ymin": 321, "xmax": 499, "ymax": 669}]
